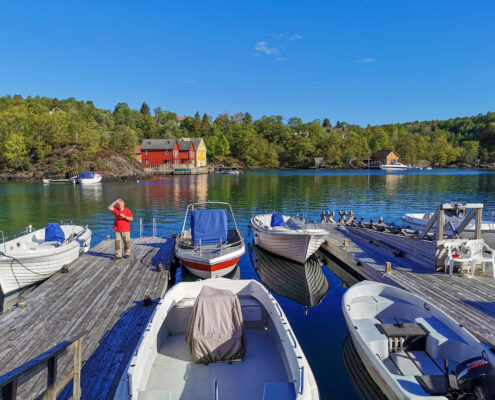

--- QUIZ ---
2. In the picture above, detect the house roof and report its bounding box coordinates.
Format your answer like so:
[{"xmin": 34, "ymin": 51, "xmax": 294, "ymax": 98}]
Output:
[
  {"xmin": 177, "ymin": 116, "xmax": 187, "ymax": 121},
  {"xmin": 177, "ymin": 138, "xmax": 193, "ymax": 151},
  {"xmin": 191, "ymin": 138, "xmax": 205, "ymax": 151},
  {"xmin": 135, "ymin": 145, "xmax": 141, "ymax": 153},
  {"xmin": 371, "ymin": 150, "xmax": 399, "ymax": 159},
  {"xmin": 140, "ymin": 139, "xmax": 176, "ymax": 150}
]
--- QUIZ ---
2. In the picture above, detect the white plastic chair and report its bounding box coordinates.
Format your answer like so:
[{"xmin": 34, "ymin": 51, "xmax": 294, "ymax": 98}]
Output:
[
  {"xmin": 462, "ymin": 240, "xmax": 495, "ymax": 278},
  {"xmin": 444, "ymin": 242, "xmax": 475, "ymax": 278}
]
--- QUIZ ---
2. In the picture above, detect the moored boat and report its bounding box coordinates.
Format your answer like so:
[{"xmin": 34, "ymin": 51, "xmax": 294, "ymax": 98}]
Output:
[
  {"xmin": 116, "ymin": 278, "xmax": 319, "ymax": 399},
  {"xmin": 175, "ymin": 202, "xmax": 245, "ymax": 278},
  {"xmin": 78, "ymin": 171, "xmax": 102, "ymax": 184},
  {"xmin": 343, "ymin": 280, "xmax": 495, "ymax": 400},
  {"xmin": 379, "ymin": 162, "xmax": 408, "ymax": 171},
  {"xmin": 250, "ymin": 213, "xmax": 327, "ymax": 264},
  {"xmin": 402, "ymin": 212, "xmax": 495, "ymax": 233},
  {"xmin": 0, "ymin": 223, "xmax": 91, "ymax": 295},
  {"xmin": 42, "ymin": 177, "xmax": 77, "ymax": 184},
  {"xmin": 250, "ymin": 244, "xmax": 329, "ymax": 307}
]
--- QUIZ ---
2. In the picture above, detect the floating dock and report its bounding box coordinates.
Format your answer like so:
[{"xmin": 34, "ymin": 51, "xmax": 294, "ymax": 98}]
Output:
[
  {"xmin": 320, "ymin": 223, "xmax": 495, "ymax": 348},
  {"xmin": 0, "ymin": 236, "xmax": 174, "ymax": 400}
]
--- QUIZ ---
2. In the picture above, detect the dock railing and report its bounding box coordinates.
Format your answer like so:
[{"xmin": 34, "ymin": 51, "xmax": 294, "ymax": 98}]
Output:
[
  {"xmin": 0, "ymin": 331, "xmax": 87, "ymax": 400},
  {"xmin": 139, "ymin": 217, "xmax": 158, "ymax": 238}
]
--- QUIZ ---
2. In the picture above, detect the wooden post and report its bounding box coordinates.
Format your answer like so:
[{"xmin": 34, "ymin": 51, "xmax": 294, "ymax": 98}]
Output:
[
  {"xmin": 385, "ymin": 262, "xmax": 392, "ymax": 272},
  {"xmin": 3, "ymin": 380, "xmax": 18, "ymax": 400},
  {"xmin": 45, "ymin": 356, "xmax": 57, "ymax": 400},
  {"xmin": 343, "ymin": 239, "xmax": 349, "ymax": 249},
  {"xmin": 73, "ymin": 338, "xmax": 82, "ymax": 400},
  {"xmin": 419, "ymin": 207, "xmax": 439, "ymax": 239},
  {"xmin": 436, "ymin": 209, "xmax": 445, "ymax": 240},
  {"xmin": 475, "ymin": 208, "xmax": 483, "ymax": 240}
]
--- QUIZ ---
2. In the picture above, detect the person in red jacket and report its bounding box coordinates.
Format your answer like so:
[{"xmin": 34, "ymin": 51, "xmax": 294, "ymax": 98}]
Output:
[{"xmin": 108, "ymin": 198, "xmax": 134, "ymax": 260}]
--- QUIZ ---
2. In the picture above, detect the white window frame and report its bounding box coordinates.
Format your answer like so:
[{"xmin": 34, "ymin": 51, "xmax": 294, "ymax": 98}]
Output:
[{"xmin": 145, "ymin": 159, "xmax": 149, "ymax": 165}]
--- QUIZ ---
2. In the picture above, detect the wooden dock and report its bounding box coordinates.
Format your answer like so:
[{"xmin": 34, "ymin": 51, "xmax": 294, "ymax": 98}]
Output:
[
  {"xmin": 0, "ymin": 236, "xmax": 174, "ymax": 400},
  {"xmin": 320, "ymin": 223, "xmax": 495, "ymax": 348}
]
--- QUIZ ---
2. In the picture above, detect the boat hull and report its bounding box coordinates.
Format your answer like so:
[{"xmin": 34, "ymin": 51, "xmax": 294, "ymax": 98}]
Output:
[
  {"xmin": 181, "ymin": 255, "xmax": 241, "ymax": 278},
  {"xmin": 0, "ymin": 226, "xmax": 91, "ymax": 295},
  {"xmin": 251, "ymin": 217, "xmax": 326, "ymax": 264},
  {"xmin": 79, "ymin": 174, "xmax": 102, "ymax": 184},
  {"xmin": 401, "ymin": 213, "xmax": 495, "ymax": 233}
]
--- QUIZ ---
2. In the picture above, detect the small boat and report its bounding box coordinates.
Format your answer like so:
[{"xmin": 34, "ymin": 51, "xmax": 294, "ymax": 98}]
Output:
[
  {"xmin": 250, "ymin": 245, "xmax": 329, "ymax": 307},
  {"xmin": 343, "ymin": 281, "xmax": 495, "ymax": 400},
  {"xmin": 216, "ymin": 166, "xmax": 241, "ymax": 174},
  {"xmin": 78, "ymin": 171, "xmax": 102, "ymax": 184},
  {"xmin": 117, "ymin": 278, "xmax": 319, "ymax": 399},
  {"xmin": 175, "ymin": 202, "xmax": 245, "ymax": 278},
  {"xmin": 401, "ymin": 211, "xmax": 495, "ymax": 233},
  {"xmin": 0, "ymin": 223, "xmax": 91, "ymax": 295},
  {"xmin": 42, "ymin": 177, "xmax": 77, "ymax": 184},
  {"xmin": 250, "ymin": 213, "xmax": 327, "ymax": 264},
  {"xmin": 379, "ymin": 162, "xmax": 408, "ymax": 171}
]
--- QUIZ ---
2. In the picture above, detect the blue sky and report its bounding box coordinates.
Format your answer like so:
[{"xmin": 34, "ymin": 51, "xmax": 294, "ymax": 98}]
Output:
[{"xmin": 0, "ymin": 0, "xmax": 494, "ymax": 125}]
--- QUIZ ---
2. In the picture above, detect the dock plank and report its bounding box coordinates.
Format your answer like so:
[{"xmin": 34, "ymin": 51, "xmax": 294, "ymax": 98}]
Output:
[{"xmin": 0, "ymin": 236, "xmax": 173, "ymax": 400}]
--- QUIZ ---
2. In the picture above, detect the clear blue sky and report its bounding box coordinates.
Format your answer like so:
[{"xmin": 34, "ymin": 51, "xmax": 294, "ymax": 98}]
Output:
[{"xmin": 0, "ymin": 0, "xmax": 494, "ymax": 126}]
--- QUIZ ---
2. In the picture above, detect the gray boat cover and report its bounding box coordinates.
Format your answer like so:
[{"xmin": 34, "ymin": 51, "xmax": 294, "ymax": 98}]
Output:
[{"xmin": 186, "ymin": 286, "xmax": 246, "ymax": 364}]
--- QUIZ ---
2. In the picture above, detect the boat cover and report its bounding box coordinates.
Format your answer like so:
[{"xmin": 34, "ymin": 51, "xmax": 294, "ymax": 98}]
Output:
[
  {"xmin": 45, "ymin": 223, "xmax": 65, "ymax": 243},
  {"xmin": 186, "ymin": 286, "xmax": 246, "ymax": 363},
  {"xmin": 191, "ymin": 209, "xmax": 228, "ymax": 245},
  {"xmin": 79, "ymin": 171, "xmax": 95, "ymax": 179},
  {"xmin": 270, "ymin": 212, "xmax": 285, "ymax": 227}
]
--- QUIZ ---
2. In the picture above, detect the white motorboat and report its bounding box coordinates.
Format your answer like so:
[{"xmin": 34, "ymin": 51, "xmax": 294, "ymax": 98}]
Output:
[
  {"xmin": 380, "ymin": 162, "xmax": 408, "ymax": 171},
  {"xmin": 343, "ymin": 281, "xmax": 495, "ymax": 400},
  {"xmin": 250, "ymin": 213, "xmax": 327, "ymax": 264},
  {"xmin": 175, "ymin": 202, "xmax": 245, "ymax": 278},
  {"xmin": 402, "ymin": 212, "xmax": 495, "ymax": 233},
  {"xmin": 0, "ymin": 223, "xmax": 91, "ymax": 295},
  {"xmin": 42, "ymin": 177, "xmax": 77, "ymax": 184},
  {"xmin": 78, "ymin": 171, "xmax": 102, "ymax": 184},
  {"xmin": 250, "ymin": 244, "xmax": 329, "ymax": 307},
  {"xmin": 116, "ymin": 278, "xmax": 319, "ymax": 400}
]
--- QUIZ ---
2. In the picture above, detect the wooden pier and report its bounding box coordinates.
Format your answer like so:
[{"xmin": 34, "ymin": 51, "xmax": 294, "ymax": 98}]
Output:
[
  {"xmin": 320, "ymin": 223, "xmax": 495, "ymax": 348},
  {"xmin": 0, "ymin": 236, "xmax": 174, "ymax": 400}
]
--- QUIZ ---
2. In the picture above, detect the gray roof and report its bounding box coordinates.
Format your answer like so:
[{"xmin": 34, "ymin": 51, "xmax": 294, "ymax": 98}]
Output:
[
  {"xmin": 141, "ymin": 139, "xmax": 176, "ymax": 150},
  {"xmin": 177, "ymin": 138, "xmax": 194, "ymax": 151},
  {"xmin": 191, "ymin": 138, "xmax": 205, "ymax": 151}
]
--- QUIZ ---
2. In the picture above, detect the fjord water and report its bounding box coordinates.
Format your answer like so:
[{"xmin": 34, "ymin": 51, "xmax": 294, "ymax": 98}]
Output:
[{"xmin": 1, "ymin": 169, "xmax": 495, "ymax": 399}]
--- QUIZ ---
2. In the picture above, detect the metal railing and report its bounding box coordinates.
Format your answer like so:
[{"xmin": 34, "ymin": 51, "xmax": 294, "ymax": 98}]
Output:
[
  {"xmin": 139, "ymin": 217, "xmax": 158, "ymax": 238},
  {"xmin": 0, "ymin": 331, "xmax": 87, "ymax": 400}
]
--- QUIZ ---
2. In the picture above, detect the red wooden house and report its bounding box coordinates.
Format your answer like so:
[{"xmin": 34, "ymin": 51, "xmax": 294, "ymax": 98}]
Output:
[
  {"xmin": 177, "ymin": 138, "xmax": 195, "ymax": 166},
  {"xmin": 140, "ymin": 139, "xmax": 179, "ymax": 167}
]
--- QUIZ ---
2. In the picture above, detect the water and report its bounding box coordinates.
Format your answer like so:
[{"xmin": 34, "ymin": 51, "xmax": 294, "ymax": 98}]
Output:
[{"xmin": 1, "ymin": 169, "xmax": 494, "ymax": 398}]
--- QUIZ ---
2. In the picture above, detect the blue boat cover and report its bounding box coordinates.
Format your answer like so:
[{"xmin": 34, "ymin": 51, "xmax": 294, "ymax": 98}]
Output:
[
  {"xmin": 79, "ymin": 171, "xmax": 95, "ymax": 179},
  {"xmin": 191, "ymin": 209, "xmax": 228, "ymax": 246},
  {"xmin": 270, "ymin": 212, "xmax": 285, "ymax": 227},
  {"xmin": 45, "ymin": 223, "xmax": 65, "ymax": 243}
]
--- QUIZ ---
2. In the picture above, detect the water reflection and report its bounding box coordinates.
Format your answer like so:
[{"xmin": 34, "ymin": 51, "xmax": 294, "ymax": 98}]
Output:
[
  {"xmin": 80, "ymin": 183, "xmax": 103, "ymax": 201},
  {"xmin": 249, "ymin": 245, "xmax": 329, "ymax": 307}
]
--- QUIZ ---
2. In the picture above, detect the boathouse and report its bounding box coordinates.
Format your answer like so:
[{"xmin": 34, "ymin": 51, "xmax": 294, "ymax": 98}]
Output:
[
  {"xmin": 370, "ymin": 150, "xmax": 400, "ymax": 167},
  {"xmin": 139, "ymin": 138, "xmax": 207, "ymax": 168}
]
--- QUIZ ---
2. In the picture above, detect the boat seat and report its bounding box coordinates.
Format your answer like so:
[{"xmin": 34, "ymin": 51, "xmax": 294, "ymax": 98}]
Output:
[
  {"xmin": 263, "ymin": 382, "xmax": 296, "ymax": 400},
  {"xmin": 415, "ymin": 375, "xmax": 458, "ymax": 396},
  {"xmin": 414, "ymin": 317, "xmax": 466, "ymax": 359},
  {"xmin": 354, "ymin": 319, "xmax": 388, "ymax": 360},
  {"xmin": 137, "ymin": 390, "xmax": 173, "ymax": 400}
]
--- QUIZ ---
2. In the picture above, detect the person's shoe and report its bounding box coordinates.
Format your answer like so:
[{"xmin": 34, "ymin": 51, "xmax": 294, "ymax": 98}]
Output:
[
  {"xmin": 123, "ymin": 255, "xmax": 129, "ymax": 259},
  {"xmin": 111, "ymin": 256, "xmax": 122, "ymax": 260}
]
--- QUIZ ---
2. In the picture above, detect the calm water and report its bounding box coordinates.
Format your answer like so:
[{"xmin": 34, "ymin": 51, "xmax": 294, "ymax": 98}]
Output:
[{"xmin": 1, "ymin": 169, "xmax": 495, "ymax": 398}]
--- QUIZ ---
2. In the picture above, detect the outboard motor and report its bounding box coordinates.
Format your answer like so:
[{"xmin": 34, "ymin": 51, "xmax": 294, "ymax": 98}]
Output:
[{"xmin": 456, "ymin": 357, "xmax": 495, "ymax": 399}]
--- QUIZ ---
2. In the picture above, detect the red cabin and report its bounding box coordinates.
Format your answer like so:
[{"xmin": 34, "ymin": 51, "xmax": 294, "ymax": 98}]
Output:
[
  {"xmin": 140, "ymin": 139, "xmax": 179, "ymax": 167},
  {"xmin": 177, "ymin": 139, "xmax": 195, "ymax": 166}
]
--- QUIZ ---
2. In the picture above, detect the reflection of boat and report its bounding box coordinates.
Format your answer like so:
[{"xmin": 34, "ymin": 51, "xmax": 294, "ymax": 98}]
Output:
[
  {"xmin": 78, "ymin": 171, "xmax": 102, "ymax": 184},
  {"xmin": 379, "ymin": 162, "xmax": 408, "ymax": 171},
  {"xmin": 0, "ymin": 223, "xmax": 92, "ymax": 295},
  {"xmin": 250, "ymin": 213, "xmax": 327, "ymax": 264},
  {"xmin": 175, "ymin": 202, "xmax": 245, "ymax": 278},
  {"xmin": 118, "ymin": 278, "xmax": 319, "ymax": 399},
  {"xmin": 250, "ymin": 245, "xmax": 329, "ymax": 306},
  {"xmin": 179, "ymin": 263, "xmax": 241, "ymax": 282},
  {"xmin": 343, "ymin": 281, "xmax": 495, "ymax": 400}
]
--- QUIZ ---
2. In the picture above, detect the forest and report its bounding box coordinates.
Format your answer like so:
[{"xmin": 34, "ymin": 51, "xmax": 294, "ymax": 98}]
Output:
[{"xmin": 0, "ymin": 94, "xmax": 494, "ymax": 172}]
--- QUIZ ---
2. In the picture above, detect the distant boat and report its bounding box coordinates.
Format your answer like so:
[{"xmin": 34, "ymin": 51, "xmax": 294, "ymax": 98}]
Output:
[
  {"xmin": 175, "ymin": 202, "xmax": 245, "ymax": 278},
  {"xmin": 42, "ymin": 177, "xmax": 77, "ymax": 184},
  {"xmin": 78, "ymin": 171, "xmax": 102, "ymax": 184},
  {"xmin": 379, "ymin": 162, "xmax": 408, "ymax": 171},
  {"xmin": 216, "ymin": 167, "xmax": 242, "ymax": 174},
  {"xmin": 0, "ymin": 223, "xmax": 91, "ymax": 295},
  {"xmin": 117, "ymin": 278, "xmax": 320, "ymax": 400},
  {"xmin": 250, "ymin": 212, "xmax": 327, "ymax": 264},
  {"xmin": 343, "ymin": 281, "xmax": 495, "ymax": 400},
  {"xmin": 401, "ymin": 211, "xmax": 495, "ymax": 233},
  {"xmin": 250, "ymin": 245, "xmax": 329, "ymax": 307}
]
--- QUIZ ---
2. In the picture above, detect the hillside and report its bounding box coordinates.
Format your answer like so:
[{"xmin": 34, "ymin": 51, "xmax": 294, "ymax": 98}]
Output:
[{"xmin": 0, "ymin": 95, "xmax": 494, "ymax": 174}]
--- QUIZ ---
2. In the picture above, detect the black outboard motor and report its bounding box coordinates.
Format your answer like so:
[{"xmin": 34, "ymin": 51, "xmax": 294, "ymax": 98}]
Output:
[{"xmin": 456, "ymin": 357, "xmax": 495, "ymax": 399}]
